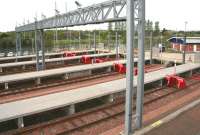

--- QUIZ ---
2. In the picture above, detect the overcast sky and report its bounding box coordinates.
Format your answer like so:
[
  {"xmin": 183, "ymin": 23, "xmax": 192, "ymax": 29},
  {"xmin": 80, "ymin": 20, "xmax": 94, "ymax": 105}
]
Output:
[{"xmin": 0, "ymin": 0, "xmax": 199, "ymax": 32}]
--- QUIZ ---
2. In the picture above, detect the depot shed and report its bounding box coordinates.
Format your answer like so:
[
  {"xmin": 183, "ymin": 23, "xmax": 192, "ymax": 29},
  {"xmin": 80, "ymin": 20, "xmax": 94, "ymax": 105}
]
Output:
[{"xmin": 168, "ymin": 37, "xmax": 200, "ymax": 52}]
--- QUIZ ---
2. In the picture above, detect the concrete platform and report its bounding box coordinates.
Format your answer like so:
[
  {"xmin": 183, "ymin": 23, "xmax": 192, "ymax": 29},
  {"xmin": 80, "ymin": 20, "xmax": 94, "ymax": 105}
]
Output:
[
  {"xmin": 0, "ymin": 50, "xmax": 96, "ymax": 63},
  {"xmin": 0, "ymin": 52, "xmax": 115, "ymax": 70},
  {"xmin": 0, "ymin": 57, "xmax": 126, "ymax": 84},
  {"xmin": 0, "ymin": 63, "xmax": 199, "ymax": 123},
  {"xmin": 140, "ymin": 98, "xmax": 200, "ymax": 135},
  {"xmin": 0, "ymin": 57, "xmax": 150, "ymax": 89},
  {"xmin": 0, "ymin": 52, "xmax": 62, "ymax": 61}
]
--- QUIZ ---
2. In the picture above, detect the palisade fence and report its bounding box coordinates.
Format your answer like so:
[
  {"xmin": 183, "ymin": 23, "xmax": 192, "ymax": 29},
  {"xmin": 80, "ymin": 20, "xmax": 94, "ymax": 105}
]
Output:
[{"xmin": 0, "ymin": 42, "xmax": 128, "ymax": 57}]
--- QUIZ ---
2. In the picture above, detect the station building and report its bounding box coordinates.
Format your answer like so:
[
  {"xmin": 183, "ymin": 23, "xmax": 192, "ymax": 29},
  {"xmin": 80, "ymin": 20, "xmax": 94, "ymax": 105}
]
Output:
[{"xmin": 168, "ymin": 37, "xmax": 200, "ymax": 52}]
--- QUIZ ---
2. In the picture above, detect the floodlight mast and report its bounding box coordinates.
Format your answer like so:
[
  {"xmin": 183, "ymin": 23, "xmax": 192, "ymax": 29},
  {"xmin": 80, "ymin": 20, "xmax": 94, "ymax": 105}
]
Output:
[
  {"xmin": 65, "ymin": 2, "xmax": 68, "ymax": 49},
  {"xmin": 54, "ymin": 1, "xmax": 60, "ymax": 49},
  {"xmin": 183, "ymin": 21, "xmax": 188, "ymax": 64}
]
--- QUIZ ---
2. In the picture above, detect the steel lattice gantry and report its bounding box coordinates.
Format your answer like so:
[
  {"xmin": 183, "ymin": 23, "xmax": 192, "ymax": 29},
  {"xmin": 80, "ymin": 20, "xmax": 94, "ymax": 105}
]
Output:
[
  {"xmin": 16, "ymin": 0, "xmax": 129, "ymax": 32},
  {"xmin": 15, "ymin": 0, "xmax": 145, "ymax": 134}
]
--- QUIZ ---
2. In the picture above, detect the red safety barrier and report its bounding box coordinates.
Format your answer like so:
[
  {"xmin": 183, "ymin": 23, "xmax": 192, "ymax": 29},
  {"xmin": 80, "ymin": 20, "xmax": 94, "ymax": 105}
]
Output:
[
  {"xmin": 81, "ymin": 55, "xmax": 91, "ymax": 64},
  {"xmin": 176, "ymin": 77, "xmax": 186, "ymax": 89},
  {"xmin": 113, "ymin": 63, "xmax": 126, "ymax": 74},
  {"xmin": 63, "ymin": 52, "xmax": 76, "ymax": 57},
  {"xmin": 118, "ymin": 64, "xmax": 126, "ymax": 74},
  {"xmin": 95, "ymin": 58, "xmax": 104, "ymax": 63},
  {"xmin": 165, "ymin": 75, "xmax": 186, "ymax": 89},
  {"xmin": 165, "ymin": 75, "xmax": 176, "ymax": 87},
  {"xmin": 95, "ymin": 58, "xmax": 112, "ymax": 63}
]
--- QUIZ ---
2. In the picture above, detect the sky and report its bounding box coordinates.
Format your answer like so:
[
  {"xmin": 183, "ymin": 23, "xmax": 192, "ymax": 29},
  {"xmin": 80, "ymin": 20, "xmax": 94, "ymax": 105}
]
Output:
[{"xmin": 0, "ymin": 0, "xmax": 199, "ymax": 32}]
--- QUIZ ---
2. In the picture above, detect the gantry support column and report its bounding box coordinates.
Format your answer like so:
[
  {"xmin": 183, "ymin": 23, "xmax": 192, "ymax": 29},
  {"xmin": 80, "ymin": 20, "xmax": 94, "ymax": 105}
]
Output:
[
  {"xmin": 79, "ymin": 31, "xmax": 81, "ymax": 50},
  {"xmin": 35, "ymin": 22, "xmax": 45, "ymax": 71},
  {"xmin": 136, "ymin": 0, "xmax": 145, "ymax": 129},
  {"xmin": 115, "ymin": 23, "xmax": 119, "ymax": 60},
  {"xmin": 93, "ymin": 31, "xmax": 97, "ymax": 61},
  {"xmin": 16, "ymin": 32, "xmax": 22, "ymax": 56},
  {"xmin": 183, "ymin": 22, "xmax": 187, "ymax": 64},
  {"xmin": 89, "ymin": 32, "xmax": 91, "ymax": 49},
  {"xmin": 94, "ymin": 31, "xmax": 96, "ymax": 54},
  {"xmin": 150, "ymin": 32, "xmax": 153, "ymax": 64},
  {"xmin": 69, "ymin": 30, "xmax": 72, "ymax": 50},
  {"xmin": 125, "ymin": 0, "xmax": 135, "ymax": 134},
  {"xmin": 183, "ymin": 35, "xmax": 186, "ymax": 64},
  {"xmin": 114, "ymin": 1, "xmax": 119, "ymax": 60}
]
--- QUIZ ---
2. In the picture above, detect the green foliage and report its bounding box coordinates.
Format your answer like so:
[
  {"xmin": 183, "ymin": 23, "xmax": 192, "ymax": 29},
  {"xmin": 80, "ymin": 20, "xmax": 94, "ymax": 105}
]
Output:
[
  {"xmin": 154, "ymin": 21, "xmax": 160, "ymax": 36},
  {"xmin": 0, "ymin": 32, "xmax": 16, "ymax": 51},
  {"xmin": 1, "ymin": 20, "xmax": 200, "ymax": 52}
]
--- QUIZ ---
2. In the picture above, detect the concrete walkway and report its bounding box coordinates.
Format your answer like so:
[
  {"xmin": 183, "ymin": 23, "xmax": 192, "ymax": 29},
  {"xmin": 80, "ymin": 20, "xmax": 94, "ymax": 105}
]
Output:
[{"xmin": 135, "ymin": 98, "xmax": 200, "ymax": 135}]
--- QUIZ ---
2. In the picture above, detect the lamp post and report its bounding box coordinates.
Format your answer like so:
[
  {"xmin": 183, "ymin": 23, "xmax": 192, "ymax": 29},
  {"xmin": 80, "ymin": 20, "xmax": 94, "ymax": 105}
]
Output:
[
  {"xmin": 183, "ymin": 21, "xmax": 187, "ymax": 64},
  {"xmin": 54, "ymin": 2, "xmax": 60, "ymax": 50}
]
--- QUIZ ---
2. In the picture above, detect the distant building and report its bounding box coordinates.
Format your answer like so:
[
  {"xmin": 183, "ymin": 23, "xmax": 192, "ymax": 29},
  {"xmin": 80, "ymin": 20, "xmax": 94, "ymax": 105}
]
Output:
[{"xmin": 168, "ymin": 37, "xmax": 200, "ymax": 52}]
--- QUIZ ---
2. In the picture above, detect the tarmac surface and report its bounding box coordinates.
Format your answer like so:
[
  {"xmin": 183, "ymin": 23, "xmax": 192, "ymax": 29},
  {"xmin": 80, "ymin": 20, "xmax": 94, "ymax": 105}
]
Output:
[{"xmin": 145, "ymin": 102, "xmax": 200, "ymax": 135}]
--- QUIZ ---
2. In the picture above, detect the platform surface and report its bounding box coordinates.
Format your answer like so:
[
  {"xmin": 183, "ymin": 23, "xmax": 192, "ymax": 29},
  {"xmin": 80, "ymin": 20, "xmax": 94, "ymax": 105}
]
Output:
[
  {"xmin": 0, "ymin": 50, "xmax": 95, "ymax": 61},
  {"xmin": 145, "ymin": 102, "xmax": 200, "ymax": 135},
  {"xmin": 0, "ymin": 57, "xmax": 128, "ymax": 83},
  {"xmin": 0, "ymin": 52, "xmax": 62, "ymax": 61},
  {"xmin": 0, "ymin": 53, "xmax": 115, "ymax": 68},
  {"xmin": 0, "ymin": 63, "xmax": 199, "ymax": 122}
]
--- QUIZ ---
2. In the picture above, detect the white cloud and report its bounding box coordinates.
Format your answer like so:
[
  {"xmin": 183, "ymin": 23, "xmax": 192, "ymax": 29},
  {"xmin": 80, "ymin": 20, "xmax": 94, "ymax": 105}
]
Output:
[{"xmin": 0, "ymin": 0, "xmax": 199, "ymax": 32}]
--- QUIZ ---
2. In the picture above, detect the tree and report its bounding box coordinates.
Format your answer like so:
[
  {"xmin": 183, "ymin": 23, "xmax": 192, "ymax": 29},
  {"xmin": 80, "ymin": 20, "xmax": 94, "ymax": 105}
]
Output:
[
  {"xmin": 154, "ymin": 21, "xmax": 160, "ymax": 35},
  {"xmin": 145, "ymin": 20, "xmax": 153, "ymax": 31}
]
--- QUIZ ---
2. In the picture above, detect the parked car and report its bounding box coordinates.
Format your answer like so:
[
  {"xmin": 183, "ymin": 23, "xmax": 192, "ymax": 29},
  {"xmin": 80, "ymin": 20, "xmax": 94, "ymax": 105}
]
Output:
[
  {"xmin": 7, "ymin": 52, "xmax": 14, "ymax": 57},
  {"xmin": 23, "ymin": 51, "xmax": 29, "ymax": 56},
  {"xmin": 0, "ymin": 53, "xmax": 5, "ymax": 57}
]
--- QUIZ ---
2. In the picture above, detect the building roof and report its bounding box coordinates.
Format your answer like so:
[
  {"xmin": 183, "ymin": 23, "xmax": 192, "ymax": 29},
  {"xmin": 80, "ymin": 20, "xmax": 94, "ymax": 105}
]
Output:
[{"xmin": 168, "ymin": 37, "xmax": 200, "ymax": 44}]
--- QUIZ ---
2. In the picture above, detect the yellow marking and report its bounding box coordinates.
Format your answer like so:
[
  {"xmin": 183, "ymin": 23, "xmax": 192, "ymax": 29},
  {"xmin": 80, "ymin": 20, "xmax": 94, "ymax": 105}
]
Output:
[{"xmin": 151, "ymin": 120, "xmax": 163, "ymax": 128}]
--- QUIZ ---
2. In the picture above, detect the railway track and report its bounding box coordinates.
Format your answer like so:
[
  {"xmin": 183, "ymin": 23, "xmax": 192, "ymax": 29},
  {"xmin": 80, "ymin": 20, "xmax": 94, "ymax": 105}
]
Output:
[
  {"xmin": 0, "ymin": 64, "xmax": 163, "ymax": 104},
  {"xmin": 0, "ymin": 71, "xmax": 123, "ymax": 104},
  {"xmin": 0, "ymin": 64, "xmax": 162, "ymax": 95},
  {"xmin": 0, "ymin": 63, "xmax": 84, "ymax": 76},
  {"xmin": 0, "ymin": 58, "xmax": 118, "ymax": 76},
  {"xmin": 3, "ymin": 73, "xmax": 199, "ymax": 135}
]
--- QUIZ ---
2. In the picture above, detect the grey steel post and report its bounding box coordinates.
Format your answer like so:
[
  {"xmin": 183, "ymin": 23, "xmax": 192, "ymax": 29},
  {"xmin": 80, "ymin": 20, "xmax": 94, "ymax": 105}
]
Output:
[
  {"xmin": 32, "ymin": 38, "xmax": 34, "ymax": 55},
  {"xmin": 183, "ymin": 36, "xmax": 186, "ymax": 64},
  {"xmin": 94, "ymin": 31, "xmax": 96, "ymax": 54},
  {"xmin": 99, "ymin": 31, "xmax": 101, "ymax": 44},
  {"xmin": 150, "ymin": 31, "xmax": 153, "ymax": 64},
  {"xmin": 79, "ymin": 31, "xmax": 81, "ymax": 50},
  {"xmin": 40, "ymin": 30, "xmax": 45, "ymax": 70},
  {"xmin": 115, "ymin": 22, "xmax": 119, "ymax": 60},
  {"xmin": 16, "ymin": 32, "xmax": 22, "ymax": 56},
  {"xmin": 125, "ymin": 0, "xmax": 135, "ymax": 134},
  {"xmin": 66, "ymin": 27, "xmax": 68, "ymax": 49},
  {"xmin": 35, "ymin": 19, "xmax": 45, "ymax": 71},
  {"xmin": 89, "ymin": 32, "xmax": 91, "ymax": 49},
  {"xmin": 35, "ymin": 30, "xmax": 40, "ymax": 71},
  {"xmin": 55, "ymin": 27, "xmax": 58, "ymax": 48},
  {"xmin": 183, "ymin": 21, "xmax": 187, "ymax": 64},
  {"xmin": 136, "ymin": 0, "xmax": 145, "ymax": 129},
  {"xmin": 31, "ymin": 31, "xmax": 35, "ymax": 55},
  {"xmin": 108, "ymin": 32, "xmax": 111, "ymax": 51},
  {"xmin": 114, "ymin": 1, "xmax": 119, "ymax": 59},
  {"xmin": 69, "ymin": 30, "xmax": 72, "ymax": 50}
]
